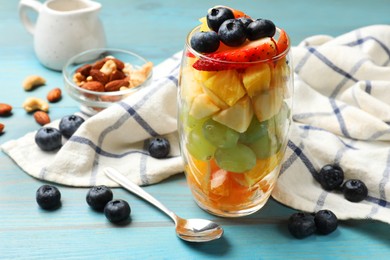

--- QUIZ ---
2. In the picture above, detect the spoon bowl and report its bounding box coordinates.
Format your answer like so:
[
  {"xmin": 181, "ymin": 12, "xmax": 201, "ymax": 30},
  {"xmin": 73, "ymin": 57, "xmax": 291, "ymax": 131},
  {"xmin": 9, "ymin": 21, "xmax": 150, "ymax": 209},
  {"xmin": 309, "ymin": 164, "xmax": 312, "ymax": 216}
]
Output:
[{"xmin": 104, "ymin": 167, "xmax": 224, "ymax": 242}]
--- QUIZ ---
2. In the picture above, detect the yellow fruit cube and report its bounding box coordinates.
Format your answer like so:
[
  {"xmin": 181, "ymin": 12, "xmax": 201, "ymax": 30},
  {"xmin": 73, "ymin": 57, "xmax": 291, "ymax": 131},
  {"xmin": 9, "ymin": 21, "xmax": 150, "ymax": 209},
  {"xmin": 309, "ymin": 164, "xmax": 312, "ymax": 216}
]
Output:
[
  {"xmin": 242, "ymin": 63, "xmax": 271, "ymax": 97},
  {"xmin": 201, "ymin": 85, "xmax": 229, "ymax": 110},
  {"xmin": 212, "ymin": 95, "xmax": 253, "ymax": 133},
  {"xmin": 199, "ymin": 17, "xmax": 210, "ymax": 32},
  {"xmin": 203, "ymin": 70, "xmax": 246, "ymax": 107},
  {"xmin": 180, "ymin": 67, "xmax": 204, "ymax": 106},
  {"xmin": 270, "ymin": 58, "xmax": 289, "ymax": 88}
]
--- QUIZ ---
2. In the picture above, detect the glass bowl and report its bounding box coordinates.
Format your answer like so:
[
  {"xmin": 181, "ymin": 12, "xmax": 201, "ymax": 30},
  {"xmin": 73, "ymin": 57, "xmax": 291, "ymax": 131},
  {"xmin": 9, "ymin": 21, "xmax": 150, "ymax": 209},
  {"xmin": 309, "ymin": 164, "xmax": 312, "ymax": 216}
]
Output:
[{"xmin": 63, "ymin": 48, "xmax": 152, "ymax": 115}]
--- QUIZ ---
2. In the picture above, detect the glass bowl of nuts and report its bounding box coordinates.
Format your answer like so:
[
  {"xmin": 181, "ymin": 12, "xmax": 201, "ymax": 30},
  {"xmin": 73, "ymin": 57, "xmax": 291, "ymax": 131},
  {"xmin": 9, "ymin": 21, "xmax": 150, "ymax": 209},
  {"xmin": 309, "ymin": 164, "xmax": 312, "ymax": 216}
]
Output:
[{"xmin": 63, "ymin": 48, "xmax": 153, "ymax": 115}]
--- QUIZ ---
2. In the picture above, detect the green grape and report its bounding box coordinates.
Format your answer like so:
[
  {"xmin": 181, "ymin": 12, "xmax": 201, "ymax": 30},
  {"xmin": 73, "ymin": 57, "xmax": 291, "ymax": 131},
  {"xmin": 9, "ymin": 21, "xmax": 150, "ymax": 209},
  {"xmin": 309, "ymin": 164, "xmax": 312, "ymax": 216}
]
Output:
[
  {"xmin": 186, "ymin": 122, "xmax": 216, "ymax": 161},
  {"xmin": 215, "ymin": 143, "xmax": 257, "ymax": 173},
  {"xmin": 202, "ymin": 119, "xmax": 239, "ymax": 148},
  {"xmin": 239, "ymin": 116, "xmax": 269, "ymax": 144},
  {"xmin": 186, "ymin": 114, "xmax": 203, "ymax": 129},
  {"xmin": 248, "ymin": 122, "xmax": 280, "ymax": 159}
]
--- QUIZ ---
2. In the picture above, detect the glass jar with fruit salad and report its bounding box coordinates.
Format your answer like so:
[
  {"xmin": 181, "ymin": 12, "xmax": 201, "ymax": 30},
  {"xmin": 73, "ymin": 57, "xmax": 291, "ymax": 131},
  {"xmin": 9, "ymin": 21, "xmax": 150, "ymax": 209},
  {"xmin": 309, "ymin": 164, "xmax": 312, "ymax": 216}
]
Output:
[{"xmin": 178, "ymin": 6, "xmax": 293, "ymax": 217}]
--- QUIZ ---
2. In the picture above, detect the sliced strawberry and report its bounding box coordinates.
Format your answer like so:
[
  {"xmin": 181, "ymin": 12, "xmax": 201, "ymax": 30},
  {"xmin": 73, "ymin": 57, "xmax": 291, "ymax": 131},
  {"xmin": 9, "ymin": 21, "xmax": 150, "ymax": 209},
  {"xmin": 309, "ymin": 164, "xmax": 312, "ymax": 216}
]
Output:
[
  {"xmin": 231, "ymin": 8, "xmax": 251, "ymax": 19},
  {"xmin": 185, "ymin": 50, "xmax": 196, "ymax": 58},
  {"xmin": 276, "ymin": 29, "xmax": 289, "ymax": 55},
  {"xmin": 193, "ymin": 37, "xmax": 277, "ymax": 71}
]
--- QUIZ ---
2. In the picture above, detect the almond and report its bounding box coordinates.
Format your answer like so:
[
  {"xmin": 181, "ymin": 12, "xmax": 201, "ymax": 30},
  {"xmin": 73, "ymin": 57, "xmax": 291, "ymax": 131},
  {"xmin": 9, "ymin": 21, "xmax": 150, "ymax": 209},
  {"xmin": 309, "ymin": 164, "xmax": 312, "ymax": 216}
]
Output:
[
  {"xmin": 105, "ymin": 79, "xmax": 130, "ymax": 92},
  {"xmin": 81, "ymin": 81, "xmax": 105, "ymax": 92},
  {"xmin": 100, "ymin": 95, "xmax": 122, "ymax": 102},
  {"xmin": 0, "ymin": 123, "xmax": 4, "ymax": 134},
  {"xmin": 0, "ymin": 103, "xmax": 12, "ymax": 116},
  {"xmin": 76, "ymin": 64, "xmax": 92, "ymax": 77},
  {"xmin": 110, "ymin": 58, "xmax": 125, "ymax": 70},
  {"xmin": 90, "ymin": 69, "xmax": 109, "ymax": 85},
  {"xmin": 92, "ymin": 59, "xmax": 107, "ymax": 70},
  {"xmin": 47, "ymin": 88, "xmax": 62, "ymax": 103},
  {"xmin": 33, "ymin": 111, "xmax": 50, "ymax": 126},
  {"xmin": 109, "ymin": 70, "xmax": 126, "ymax": 81}
]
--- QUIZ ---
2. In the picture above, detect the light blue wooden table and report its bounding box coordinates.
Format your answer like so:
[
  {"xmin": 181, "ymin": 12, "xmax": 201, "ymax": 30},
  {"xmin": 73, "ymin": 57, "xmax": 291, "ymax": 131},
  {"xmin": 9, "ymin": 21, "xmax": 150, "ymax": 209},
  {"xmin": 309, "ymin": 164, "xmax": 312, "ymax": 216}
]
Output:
[{"xmin": 1, "ymin": 0, "xmax": 390, "ymax": 259}]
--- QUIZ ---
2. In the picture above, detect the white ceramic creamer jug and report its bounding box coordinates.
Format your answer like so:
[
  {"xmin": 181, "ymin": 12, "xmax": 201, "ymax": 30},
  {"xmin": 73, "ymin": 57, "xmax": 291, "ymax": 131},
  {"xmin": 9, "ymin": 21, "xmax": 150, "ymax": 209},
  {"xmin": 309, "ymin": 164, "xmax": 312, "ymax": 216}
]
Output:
[{"xmin": 19, "ymin": 0, "xmax": 106, "ymax": 71}]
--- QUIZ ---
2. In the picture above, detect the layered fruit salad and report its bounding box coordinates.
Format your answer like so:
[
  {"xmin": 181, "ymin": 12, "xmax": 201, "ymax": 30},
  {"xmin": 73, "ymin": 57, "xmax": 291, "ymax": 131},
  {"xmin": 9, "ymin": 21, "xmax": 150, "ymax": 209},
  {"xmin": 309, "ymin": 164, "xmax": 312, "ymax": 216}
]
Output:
[{"xmin": 178, "ymin": 6, "xmax": 292, "ymax": 215}]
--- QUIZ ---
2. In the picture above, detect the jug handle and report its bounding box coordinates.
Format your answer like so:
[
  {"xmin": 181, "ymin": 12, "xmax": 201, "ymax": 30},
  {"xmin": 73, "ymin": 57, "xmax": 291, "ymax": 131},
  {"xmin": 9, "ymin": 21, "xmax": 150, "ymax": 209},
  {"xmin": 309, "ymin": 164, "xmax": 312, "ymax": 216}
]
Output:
[{"xmin": 18, "ymin": 0, "xmax": 43, "ymax": 35}]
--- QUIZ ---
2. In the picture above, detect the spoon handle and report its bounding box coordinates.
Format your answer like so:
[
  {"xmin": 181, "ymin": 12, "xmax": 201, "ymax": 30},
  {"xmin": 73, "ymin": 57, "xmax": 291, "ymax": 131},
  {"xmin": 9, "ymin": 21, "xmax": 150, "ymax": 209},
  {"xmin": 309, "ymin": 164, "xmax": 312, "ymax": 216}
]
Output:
[{"xmin": 104, "ymin": 167, "xmax": 178, "ymax": 223}]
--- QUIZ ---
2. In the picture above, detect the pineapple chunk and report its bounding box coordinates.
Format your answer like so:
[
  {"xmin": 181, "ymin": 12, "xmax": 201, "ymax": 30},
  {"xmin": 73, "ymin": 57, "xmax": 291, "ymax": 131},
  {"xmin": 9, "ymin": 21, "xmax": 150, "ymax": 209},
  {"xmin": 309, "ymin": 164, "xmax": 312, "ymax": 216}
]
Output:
[
  {"xmin": 242, "ymin": 63, "xmax": 271, "ymax": 97},
  {"xmin": 203, "ymin": 70, "xmax": 246, "ymax": 107},
  {"xmin": 199, "ymin": 17, "xmax": 210, "ymax": 32},
  {"xmin": 189, "ymin": 93, "xmax": 220, "ymax": 120},
  {"xmin": 270, "ymin": 58, "xmax": 289, "ymax": 88},
  {"xmin": 193, "ymin": 70, "xmax": 218, "ymax": 82},
  {"xmin": 212, "ymin": 95, "xmax": 253, "ymax": 133},
  {"xmin": 252, "ymin": 87, "xmax": 283, "ymax": 122},
  {"xmin": 201, "ymin": 85, "xmax": 229, "ymax": 109},
  {"xmin": 180, "ymin": 67, "xmax": 203, "ymax": 106}
]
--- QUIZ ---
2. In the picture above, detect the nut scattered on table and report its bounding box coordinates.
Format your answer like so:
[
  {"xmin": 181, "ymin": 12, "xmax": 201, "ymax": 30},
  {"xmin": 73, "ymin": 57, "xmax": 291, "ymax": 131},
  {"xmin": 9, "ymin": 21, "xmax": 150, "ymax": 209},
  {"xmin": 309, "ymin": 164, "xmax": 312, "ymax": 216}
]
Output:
[
  {"xmin": 47, "ymin": 88, "xmax": 62, "ymax": 103},
  {"xmin": 73, "ymin": 56, "xmax": 153, "ymax": 92},
  {"xmin": 33, "ymin": 111, "xmax": 51, "ymax": 125},
  {"xmin": 22, "ymin": 75, "xmax": 46, "ymax": 91},
  {"xmin": 23, "ymin": 97, "xmax": 49, "ymax": 112},
  {"xmin": 0, "ymin": 123, "xmax": 4, "ymax": 134},
  {"xmin": 0, "ymin": 103, "xmax": 12, "ymax": 116}
]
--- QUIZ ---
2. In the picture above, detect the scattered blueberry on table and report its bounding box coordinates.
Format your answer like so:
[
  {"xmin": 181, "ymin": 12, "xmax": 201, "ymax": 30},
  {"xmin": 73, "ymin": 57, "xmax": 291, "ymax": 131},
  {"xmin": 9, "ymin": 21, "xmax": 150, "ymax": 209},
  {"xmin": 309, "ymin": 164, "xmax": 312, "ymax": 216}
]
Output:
[
  {"xmin": 288, "ymin": 212, "xmax": 316, "ymax": 239},
  {"xmin": 315, "ymin": 163, "xmax": 368, "ymax": 202},
  {"xmin": 148, "ymin": 137, "xmax": 170, "ymax": 159},
  {"xmin": 288, "ymin": 209, "xmax": 339, "ymax": 238},
  {"xmin": 317, "ymin": 164, "xmax": 345, "ymax": 191},
  {"xmin": 104, "ymin": 199, "xmax": 131, "ymax": 223},
  {"xmin": 314, "ymin": 209, "xmax": 338, "ymax": 235},
  {"xmin": 36, "ymin": 184, "xmax": 62, "ymax": 210},
  {"xmin": 86, "ymin": 185, "xmax": 114, "ymax": 211},
  {"xmin": 35, "ymin": 127, "xmax": 62, "ymax": 151},
  {"xmin": 59, "ymin": 114, "xmax": 85, "ymax": 139},
  {"xmin": 342, "ymin": 179, "xmax": 368, "ymax": 203}
]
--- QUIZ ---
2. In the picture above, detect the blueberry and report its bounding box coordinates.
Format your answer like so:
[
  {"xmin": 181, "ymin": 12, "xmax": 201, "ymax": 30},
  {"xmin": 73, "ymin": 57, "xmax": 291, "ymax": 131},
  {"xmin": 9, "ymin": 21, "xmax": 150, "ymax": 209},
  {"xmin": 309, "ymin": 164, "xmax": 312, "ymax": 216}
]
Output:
[
  {"xmin": 314, "ymin": 210, "xmax": 338, "ymax": 235},
  {"xmin": 36, "ymin": 185, "xmax": 61, "ymax": 210},
  {"xmin": 104, "ymin": 199, "xmax": 131, "ymax": 223},
  {"xmin": 86, "ymin": 185, "xmax": 113, "ymax": 211},
  {"xmin": 149, "ymin": 137, "xmax": 170, "ymax": 159},
  {"xmin": 190, "ymin": 31, "xmax": 220, "ymax": 53},
  {"xmin": 218, "ymin": 19, "xmax": 247, "ymax": 47},
  {"xmin": 207, "ymin": 7, "xmax": 235, "ymax": 32},
  {"xmin": 35, "ymin": 127, "xmax": 62, "ymax": 151},
  {"xmin": 288, "ymin": 212, "xmax": 316, "ymax": 239},
  {"xmin": 59, "ymin": 115, "xmax": 85, "ymax": 139},
  {"xmin": 237, "ymin": 17, "xmax": 253, "ymax": 29},
  {"xmin": 317, "ymin": 164, "xmax": 344, "ymax": 191},
  {"xmin": 342, "ymin": 179, "xmax": 368, "ymax": 202},
  {"xmin": 246, "ymin": 19, "xmax": 276, "ymax": 41}
]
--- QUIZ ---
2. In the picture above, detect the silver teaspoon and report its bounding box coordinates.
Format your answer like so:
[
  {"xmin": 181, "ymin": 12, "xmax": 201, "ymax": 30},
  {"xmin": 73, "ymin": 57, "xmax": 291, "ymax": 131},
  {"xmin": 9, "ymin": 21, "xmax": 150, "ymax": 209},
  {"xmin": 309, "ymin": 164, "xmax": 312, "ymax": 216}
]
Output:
[{"xmin": 104, "ymin": 167, "xmax": 224, "ymax": 242}]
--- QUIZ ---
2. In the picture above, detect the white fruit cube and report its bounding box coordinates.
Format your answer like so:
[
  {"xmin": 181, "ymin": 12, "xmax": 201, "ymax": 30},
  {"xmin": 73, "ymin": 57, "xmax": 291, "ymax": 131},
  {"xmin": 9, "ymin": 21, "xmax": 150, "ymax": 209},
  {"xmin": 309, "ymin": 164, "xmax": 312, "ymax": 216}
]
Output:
[
  {"xmin": 252, "ymin": 87, "xmax": 283, "ymax": 122},
  {"xmin": 212, "ymin": 95, "xmax": 253, "ymax": 133}
]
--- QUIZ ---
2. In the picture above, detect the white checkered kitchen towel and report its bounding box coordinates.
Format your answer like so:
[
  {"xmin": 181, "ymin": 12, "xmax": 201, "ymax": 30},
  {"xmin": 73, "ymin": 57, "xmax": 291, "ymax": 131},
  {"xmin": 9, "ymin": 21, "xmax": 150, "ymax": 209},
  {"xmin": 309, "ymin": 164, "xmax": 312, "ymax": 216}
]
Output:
[{"xmin": 2, "ymin": 25, "xmax": 390, "ymax": 223}]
